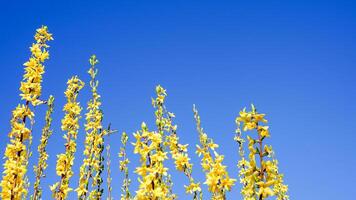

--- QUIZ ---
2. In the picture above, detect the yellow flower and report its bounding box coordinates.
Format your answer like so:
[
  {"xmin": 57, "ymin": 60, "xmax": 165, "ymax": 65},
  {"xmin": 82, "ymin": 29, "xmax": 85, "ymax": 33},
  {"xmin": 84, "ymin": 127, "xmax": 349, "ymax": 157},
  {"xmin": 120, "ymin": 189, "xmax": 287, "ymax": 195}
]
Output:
[
  {"xmin": 173, "ymin": 153, "xmax": 190, "ymax": 171},
  {"xmin": 259, "ymin": 126, "xmax": 270, "ymax": 138},
  {"xmin": 185, "ymin": 182, "xmax": 201, "ymax": 194}
]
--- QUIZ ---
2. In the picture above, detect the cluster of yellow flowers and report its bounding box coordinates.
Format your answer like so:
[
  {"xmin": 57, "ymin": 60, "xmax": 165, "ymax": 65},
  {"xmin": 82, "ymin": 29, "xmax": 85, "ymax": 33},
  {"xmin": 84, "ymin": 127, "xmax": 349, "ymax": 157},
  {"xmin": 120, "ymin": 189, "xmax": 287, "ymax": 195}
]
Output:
[
  {"xmin": 119, "ymin": 132, "xmax": 131, "ymax": 200},
  {"xmin": 0, "ymin": 26, "xmax": 52, "ymax": 200},
  {"xmin": 193, "ymin": 105, "xmax": 236, "ymax": 200},
  {"xmin": 132, "ymin": 85, "xmax": 200, "ymax": 200},
  {"xmin": 21, "ymin": 26, "xmax": 53, "ymax": 106},
  {"xmin": 33, "ymin": 95, "xmax": 55, "ymax": 200},
  {"xmin": 235, "ymin": 105, "xmax": 289, "ymax": 200},
  {"xmin": 133, "ymin": 121, "xmax": 172, "ymax": 200},
  {"xmin": 1, "ymin": 104, "xmax": 34, "ymax": 200},
  {"xmin": 1, "ymin": 26, "xmax": 290, "ymax": 200},
  {"xmin": 153, "ymin": 86, "xmax": 202, "ymax": 199},
  {"xmin": 50, "ymin": 76, "xmax": 84, "ymax": 199}
]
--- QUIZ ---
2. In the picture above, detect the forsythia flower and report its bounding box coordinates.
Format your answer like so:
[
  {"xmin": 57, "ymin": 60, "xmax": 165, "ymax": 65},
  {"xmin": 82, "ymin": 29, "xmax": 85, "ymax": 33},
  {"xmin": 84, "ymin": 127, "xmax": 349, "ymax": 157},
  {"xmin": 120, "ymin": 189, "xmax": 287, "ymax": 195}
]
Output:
[
  {"xmin": 193, "ymin": 105, "xmax": 236, "ymax": 200},
  {"xmin": 153, "ymin": 85, "xmax": 202, "ymax": 199},
  {"xmin": 32, "ymin": 95, "xmax": 55, "ymax": 200},
  {"xmin": 51, "ymin": 76, "xmax": 84, "ymax": 200},
  {"xmin": 0, "ymin": 26, "xmax": 52, "ymax": 200},
  {"xmin": 236, "ymin": 105, "xmax": 289, "ymax": 200}
]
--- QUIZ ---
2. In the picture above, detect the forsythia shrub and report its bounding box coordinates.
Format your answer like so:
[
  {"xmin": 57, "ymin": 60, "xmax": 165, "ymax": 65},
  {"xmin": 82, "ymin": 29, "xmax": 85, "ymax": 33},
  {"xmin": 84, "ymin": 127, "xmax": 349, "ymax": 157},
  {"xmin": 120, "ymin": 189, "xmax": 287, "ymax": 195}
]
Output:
[{"xmin": 1, "ymin": 26, "xmax": 289, "ymax": 200}]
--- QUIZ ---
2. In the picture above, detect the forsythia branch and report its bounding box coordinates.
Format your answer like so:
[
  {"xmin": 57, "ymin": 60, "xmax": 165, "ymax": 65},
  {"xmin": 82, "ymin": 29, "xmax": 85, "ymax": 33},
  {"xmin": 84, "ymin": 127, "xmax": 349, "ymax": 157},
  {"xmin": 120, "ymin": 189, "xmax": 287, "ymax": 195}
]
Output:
[
  {"xmin": 106, "ymin": 144, "xmax": 113, "ymax": 200},
  {"xmin": 50, "ymin": 76, "xmax": 84, "ymax": 200},
  {"xmin": 77, "ymin": 55, "xmax": 104, "ymax": 200},
  {"xmin": 236, "ymin": 105, "xmax": 289, "ymax": 200},
  {"xmin": 0, "ymin": 26, "xmax": 53, "ymax": 200},
  {"xmin": 153, "ymin": 85, "xmax": 202, "ymax": 199},
  {"xmin": 32, "ymin": 95, "xmax": 55, "ymax": 200},
  {"xmin": 119, "ymin": 132, "xmax": 131, "ymax": 200},
  {"xmin": 193, "ymin": 105, "xmax": 236, "ymax": 200}
]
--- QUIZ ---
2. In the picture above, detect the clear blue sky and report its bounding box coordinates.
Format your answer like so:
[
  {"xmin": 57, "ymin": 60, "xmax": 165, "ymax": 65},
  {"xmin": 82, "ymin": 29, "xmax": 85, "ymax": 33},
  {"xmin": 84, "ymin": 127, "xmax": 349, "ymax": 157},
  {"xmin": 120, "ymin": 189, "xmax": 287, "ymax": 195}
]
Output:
[{"xmin": 0, "ymin": 0, "xmax": 355, "ymax": 199}]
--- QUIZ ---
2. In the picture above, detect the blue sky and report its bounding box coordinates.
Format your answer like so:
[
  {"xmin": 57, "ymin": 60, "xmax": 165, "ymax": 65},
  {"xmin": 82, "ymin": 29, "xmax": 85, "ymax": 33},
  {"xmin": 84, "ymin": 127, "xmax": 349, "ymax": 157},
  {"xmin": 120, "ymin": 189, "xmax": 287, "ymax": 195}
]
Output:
[{"xmin": 0, "ymin": 0, "xmax": 355, "ymax": 199}]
